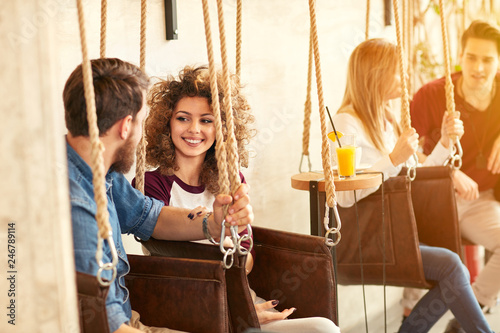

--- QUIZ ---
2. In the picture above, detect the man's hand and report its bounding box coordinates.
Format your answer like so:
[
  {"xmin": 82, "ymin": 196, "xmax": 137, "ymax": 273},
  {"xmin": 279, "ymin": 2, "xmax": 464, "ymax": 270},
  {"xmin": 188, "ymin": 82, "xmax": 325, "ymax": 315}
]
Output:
[
  {"xmin": 254, "ymin": 300, "xmax": 296, "ymax": 325},
  {"xmin": 487, "ymin": 134, "xmax": 500, "ymax": 174},
  {"xmin": 212, "ymin": 183, "xmax": 253, "ymax": 236},
  {"xmin": 440, "ymin": 111, "xmax": 464, "ymax": 149},
  {"xmin": 453, "ymin": 170, "xmax": 479, "ymax": 200}
]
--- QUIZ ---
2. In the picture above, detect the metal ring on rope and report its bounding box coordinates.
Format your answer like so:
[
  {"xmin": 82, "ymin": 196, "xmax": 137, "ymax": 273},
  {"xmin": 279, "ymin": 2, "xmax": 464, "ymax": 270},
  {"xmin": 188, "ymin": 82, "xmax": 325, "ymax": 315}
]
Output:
[
  {"xmin": 450, "ymin": 140, "xmax": 463, "ymax": 170},
  {"xmin": 323, "ymin": 202, "xmax": 342, "ymax": 247},
  {"xmin": 325, "ymin": 228, "xmax": 342, "ymax": 247},
  {"xmin": 406, "ymin": 153, "xmax": 418, "ymax": 181},
  {"xmin": 95, "ymin": 234, "xmax": 118, "ymax": 286},
  {"xmin": 222, "ymin": 248, "xmax": 235, "ymax": 269},
  {"xmin": 236, "ymin": 224, "xmax": 253, "ymax": 255},
  {"xmin": 219, "ymin": 220, "xmax": 233, "ymax": 269}
]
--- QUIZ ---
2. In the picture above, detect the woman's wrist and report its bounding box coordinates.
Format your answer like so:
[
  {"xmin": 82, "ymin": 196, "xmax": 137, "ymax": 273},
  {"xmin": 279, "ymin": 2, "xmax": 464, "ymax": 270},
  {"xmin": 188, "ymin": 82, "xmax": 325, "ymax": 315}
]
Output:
[
  {"xmin": 389, "ymin": 152, "xmax": 400, "ymax": 167},
  {"xmin": 206, "ymin": 213, "xmax": 222, "ymax": 242},
  {"xmin": 440, "ymin": 136, "xmax": 450, "ymax": 149}
]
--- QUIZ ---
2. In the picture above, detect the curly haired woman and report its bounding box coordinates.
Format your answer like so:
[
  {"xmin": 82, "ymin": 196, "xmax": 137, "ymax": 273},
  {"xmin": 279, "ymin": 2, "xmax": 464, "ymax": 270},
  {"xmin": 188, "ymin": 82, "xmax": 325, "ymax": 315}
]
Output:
[{"xmin": 137, "ymin": 65, "xmax": 339, "ymax": 333}]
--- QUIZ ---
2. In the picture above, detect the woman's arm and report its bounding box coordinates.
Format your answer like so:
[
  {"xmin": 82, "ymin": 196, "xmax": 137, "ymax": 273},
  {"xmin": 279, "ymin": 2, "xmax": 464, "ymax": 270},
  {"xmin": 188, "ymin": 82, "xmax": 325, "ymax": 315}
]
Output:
[{"xmin": 422, "ymin": 112, "xmax": 464, "ymax": 166}]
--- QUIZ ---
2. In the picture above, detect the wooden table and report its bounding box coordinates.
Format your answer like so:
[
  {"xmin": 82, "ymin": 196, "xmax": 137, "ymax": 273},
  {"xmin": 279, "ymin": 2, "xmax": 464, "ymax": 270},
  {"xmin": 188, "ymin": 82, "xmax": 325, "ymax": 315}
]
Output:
[
  {"xmin": 291, "ymin": 171, "xmax": 382, "ymax": 192},
  {"xmin": 291, "ymin": 171, "xmax": 383, "ymax": 236}
]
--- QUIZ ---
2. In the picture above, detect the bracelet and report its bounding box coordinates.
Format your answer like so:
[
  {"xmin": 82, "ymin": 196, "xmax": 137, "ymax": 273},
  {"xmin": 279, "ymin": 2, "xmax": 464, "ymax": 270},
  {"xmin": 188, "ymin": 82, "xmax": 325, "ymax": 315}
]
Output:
[{"xmin": 202, "ymin": 212, "xmax": 219, "ymax": 245}]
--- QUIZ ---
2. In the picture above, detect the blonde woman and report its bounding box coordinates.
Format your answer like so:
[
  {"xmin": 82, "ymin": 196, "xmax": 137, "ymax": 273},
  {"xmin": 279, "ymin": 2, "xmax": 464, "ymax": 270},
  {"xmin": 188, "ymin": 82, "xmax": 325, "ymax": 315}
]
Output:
[{"xmin": 333, "ymin": 39, "xmax": 492, "ymax": 333}]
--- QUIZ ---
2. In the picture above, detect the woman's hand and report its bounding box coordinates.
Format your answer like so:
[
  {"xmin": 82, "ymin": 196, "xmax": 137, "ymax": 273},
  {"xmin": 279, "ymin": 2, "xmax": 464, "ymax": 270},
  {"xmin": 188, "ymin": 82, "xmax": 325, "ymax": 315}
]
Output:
[
  {"xmin": 389, "ymin": 128, "xmax": 419, "ymax": 166},
  {"xmin": 212, "ymin": 183, "xmax": 254, "ymax": 237},
  {"xmin": 440, "ymin": 111, "xmax": 464, "ymax": 148},
  {"xmin": 187, "ymin": 206, "xmax": 210, "ymax": 220},
  {"xmin": 254, "ymin": 300, "xmax": 296, "ymax": 325}
]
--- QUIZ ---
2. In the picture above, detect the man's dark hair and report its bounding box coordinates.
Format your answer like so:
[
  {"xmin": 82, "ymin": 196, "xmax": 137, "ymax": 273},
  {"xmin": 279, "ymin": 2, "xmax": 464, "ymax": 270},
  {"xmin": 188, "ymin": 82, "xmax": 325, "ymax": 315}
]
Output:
[
  {"xmin": 462, "ymin": 20, "xmax": 500, "ymax": 54},
  {"xmin": 64, "ymin": 58, "xmax": 149, "ymax": 137}
]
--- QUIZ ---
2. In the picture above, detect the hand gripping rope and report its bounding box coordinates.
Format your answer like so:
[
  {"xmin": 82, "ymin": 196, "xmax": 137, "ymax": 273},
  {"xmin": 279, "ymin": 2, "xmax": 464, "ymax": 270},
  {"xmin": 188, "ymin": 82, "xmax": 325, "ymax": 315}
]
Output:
[
  {"xmin": 202, "ymin": 0, "xmax": 252, "ymax": 269},
  {"xmin": 438, "ymin": 0, "xmax": 463, "ymax": 170}
]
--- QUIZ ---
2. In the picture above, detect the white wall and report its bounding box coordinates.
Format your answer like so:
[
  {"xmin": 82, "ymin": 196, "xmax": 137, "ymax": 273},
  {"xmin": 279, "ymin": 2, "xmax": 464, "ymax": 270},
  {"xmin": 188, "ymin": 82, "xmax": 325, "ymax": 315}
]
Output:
[{"xmin": 55, "ymin": 0, "xmax": 397, "ymax": 234}]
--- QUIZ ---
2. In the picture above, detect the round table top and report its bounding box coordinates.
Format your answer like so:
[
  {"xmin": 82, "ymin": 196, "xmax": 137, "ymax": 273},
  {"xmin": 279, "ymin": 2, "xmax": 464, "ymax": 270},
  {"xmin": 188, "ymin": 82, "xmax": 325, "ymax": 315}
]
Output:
[{"xmin": 291, "ymin": 171, "xmax": 383, "ymax": 192}]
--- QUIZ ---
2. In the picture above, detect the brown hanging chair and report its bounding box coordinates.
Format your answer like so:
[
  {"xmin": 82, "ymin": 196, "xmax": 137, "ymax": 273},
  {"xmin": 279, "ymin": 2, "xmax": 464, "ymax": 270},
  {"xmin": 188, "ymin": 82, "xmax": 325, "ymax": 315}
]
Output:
[
  {"xmin": 133, "ymin": 225, "xmax": 338, "ymax": 333},
  {"xmin": 335, "ymin": 166, "xmax": 462, "ymax": 288}
]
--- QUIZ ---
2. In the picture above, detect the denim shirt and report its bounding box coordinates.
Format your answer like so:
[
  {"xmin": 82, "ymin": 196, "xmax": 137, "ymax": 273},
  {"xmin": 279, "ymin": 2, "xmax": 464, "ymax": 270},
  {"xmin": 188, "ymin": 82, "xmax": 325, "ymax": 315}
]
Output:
[{"xmin": 66, "ymin": 142, "xmax": 163, "ymax": 332}]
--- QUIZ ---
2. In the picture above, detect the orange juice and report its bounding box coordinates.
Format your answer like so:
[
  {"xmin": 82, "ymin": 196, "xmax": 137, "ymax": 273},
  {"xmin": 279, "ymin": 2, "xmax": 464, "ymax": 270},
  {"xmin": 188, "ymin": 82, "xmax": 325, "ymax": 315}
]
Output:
[{"xmin": 336, "ymin": 145, "xmax": 356, "ymax": 178}]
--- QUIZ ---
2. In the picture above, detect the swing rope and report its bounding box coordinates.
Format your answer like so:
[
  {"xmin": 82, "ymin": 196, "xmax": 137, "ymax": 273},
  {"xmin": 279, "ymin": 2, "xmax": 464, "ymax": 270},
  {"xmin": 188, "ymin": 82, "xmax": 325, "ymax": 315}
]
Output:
[
  {"xmin": 407, "ymin": 0, "xmax": 414, "ymax": 95},
  {"xmin": 201, "ymin": 0, "xmax": 230, "ymax": 199},
  {"xmin": 100, "ymin": 0, "xmax": 107, "ymax": 58},
  {"xmin": 235, "ymin": 0, "xmax": 242, "ymax": 80},
  {"xmin": 365, "ymin": 0, "xmax": 370, "ymax": 40},
  {"xmin": 300, "ymin": 29, "xmax": 313, "ymax": 172},
  {"xmin": 201, "ymin": 0, "xmax": 252, "ymax": 269},
  {"xmin": 463, "ymin": 0, "xmax": 468, "ymax": 35},
  {"xmin": 76, "ymin": 0, "xmax": 118, "ymax": 287},
  {"xmin": 135, "ymin": 0, "xmax": 148, "ymax": 194},
  {"xmin": 438, "ymin": 0, "xmax": 463, "ymax": 169},
  {"xmin": 392, "ymin": 0, "xmax": 418, "ymax": 180},
  {"xmin": 216, "ymin": 0, "xmax": 242, "ymax": 195},
  {"xmin": 308, "ymin": 0, "xmax": 341, "ymax": 246}
]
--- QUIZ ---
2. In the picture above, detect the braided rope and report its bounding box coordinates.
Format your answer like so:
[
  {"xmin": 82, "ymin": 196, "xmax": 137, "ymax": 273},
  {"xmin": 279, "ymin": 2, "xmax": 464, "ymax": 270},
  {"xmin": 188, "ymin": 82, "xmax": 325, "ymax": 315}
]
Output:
[
  {"xmin": 438, "ymin": 0, "xmax": 457, "ymax": 120},
  {"xmin": 302, "ymin": 30, "xmax": 313, "ymax": 156},
  {"xmin": 76, "ymin": 0, "xmax": 110, "ymax": 238},
  {"xmin": 392, "ymin": 0, "xmax": 411, "ymax": 131},
  {"xmin": 201, "ymin": 0, "xmax": 231, "ymax": 200},
  {"xmin": 140, "ymin": 0, "xmax": 147, "ymax": 71},
  {"xmin": 365, "ymin": 0, "xmax": 370, "ymax": 40},
  {"xmin": 308, "ymin": 0, "xmax": 336, "ymax": 207},
  {"xmin": 402, "ymin": 0, "xmax": 408, "ymax": 63},
  {"xmin": 134, "ymin": 0, "xmax": 148, "ymax": 194},
  {"xmin": 235, "ymin": 0, "xmax": 242, "ymax": 80},
  {"xmin": 216, "ymin": 0, "xmax": 241, "ymax": 194},
  {"xmin": 463, "ymin": 0, "xmax": 467, "ymax": 33},
  {"xmin": 407, "ymin": 0, "xmax": 414, "ymax": 94},
  {"xmin": 100, "ymin": 0, "xmax": 107, "ymax": 58}
]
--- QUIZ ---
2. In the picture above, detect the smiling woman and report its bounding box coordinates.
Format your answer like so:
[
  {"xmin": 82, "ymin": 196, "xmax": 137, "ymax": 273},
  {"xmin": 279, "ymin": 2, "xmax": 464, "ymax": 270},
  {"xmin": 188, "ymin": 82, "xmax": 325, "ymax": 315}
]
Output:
[
  {"xmin": 170, "ymin": 96, "xmax": 216, "ymax": 174},
  {"xmin": 143, "ymin": 65, "xmax": 255, "ymax": 193}
]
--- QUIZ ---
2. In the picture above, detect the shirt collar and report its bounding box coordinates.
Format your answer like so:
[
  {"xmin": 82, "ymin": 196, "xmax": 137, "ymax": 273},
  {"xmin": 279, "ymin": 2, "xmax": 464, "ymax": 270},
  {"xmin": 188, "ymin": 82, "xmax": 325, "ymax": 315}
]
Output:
[{"xmin": 66, "ymin": 139, "xmax": 114, "ymax": 189}]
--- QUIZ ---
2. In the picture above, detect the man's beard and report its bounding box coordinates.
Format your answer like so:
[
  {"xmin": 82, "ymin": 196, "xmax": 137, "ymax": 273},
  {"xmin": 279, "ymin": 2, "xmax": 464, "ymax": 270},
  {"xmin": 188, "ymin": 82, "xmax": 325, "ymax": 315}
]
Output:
[{"xmin": 110, "ymin": 136, "xmax": 136, "ymax": 174}]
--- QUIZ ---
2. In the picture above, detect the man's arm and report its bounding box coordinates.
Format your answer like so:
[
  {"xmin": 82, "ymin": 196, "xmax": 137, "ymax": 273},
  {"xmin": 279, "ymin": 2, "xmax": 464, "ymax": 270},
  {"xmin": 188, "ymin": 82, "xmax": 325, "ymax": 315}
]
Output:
[
  {"xmin": 115, "ymin": 324, "xmax": 142, "ymax": 333},
  {"xmin": 453, "ymin": 169, "xmax": 479, "ymax": 200},
  {"xmin": 152, "ymin": 183, "xmax": 253, "ymax": 240},
  {"xmin": 487, "ymin": 133, "xmax": 500, "ymax": 174}
]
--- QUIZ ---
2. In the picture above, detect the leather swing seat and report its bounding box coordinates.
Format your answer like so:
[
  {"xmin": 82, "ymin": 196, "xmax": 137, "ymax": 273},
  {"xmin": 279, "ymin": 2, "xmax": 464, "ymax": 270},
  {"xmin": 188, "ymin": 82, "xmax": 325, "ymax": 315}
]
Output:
[
  {"xmin": 77, "ymin": 226, "xmax": 337, "ymax": 333},
  {"xmin": 335, "ymin": 165, "xmax": 462, "ymax": 288}
]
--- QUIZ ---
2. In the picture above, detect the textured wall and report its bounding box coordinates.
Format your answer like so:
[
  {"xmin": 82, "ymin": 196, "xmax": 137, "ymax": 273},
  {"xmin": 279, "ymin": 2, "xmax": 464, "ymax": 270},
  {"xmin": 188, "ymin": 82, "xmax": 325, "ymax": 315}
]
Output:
[{"xmin": 0, "ymin": 1, "xmax": 79, "ymax": 332}]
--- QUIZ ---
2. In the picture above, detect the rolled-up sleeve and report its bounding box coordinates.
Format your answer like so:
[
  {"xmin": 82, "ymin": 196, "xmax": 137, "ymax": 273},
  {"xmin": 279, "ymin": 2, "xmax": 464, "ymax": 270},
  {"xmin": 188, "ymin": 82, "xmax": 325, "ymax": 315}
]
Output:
[{"xmin": 111, "ymin": 172, "xmax": 164, "ymax": 240}]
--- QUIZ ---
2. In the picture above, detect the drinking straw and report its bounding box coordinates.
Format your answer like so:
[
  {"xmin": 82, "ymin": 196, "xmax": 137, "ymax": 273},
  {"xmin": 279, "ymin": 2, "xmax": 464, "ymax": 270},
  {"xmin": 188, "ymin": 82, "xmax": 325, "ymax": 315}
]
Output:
[{"xmin": 326, "ymin": 106, "xmax": 342, "ymax": 148}]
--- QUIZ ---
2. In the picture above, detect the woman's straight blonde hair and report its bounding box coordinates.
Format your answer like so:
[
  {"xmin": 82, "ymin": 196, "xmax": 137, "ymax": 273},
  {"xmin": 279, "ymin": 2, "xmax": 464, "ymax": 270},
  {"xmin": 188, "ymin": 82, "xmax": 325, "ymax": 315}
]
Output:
[{"xmin": 338, "ymin": 38, "xmax": 401, "ymax": 152}]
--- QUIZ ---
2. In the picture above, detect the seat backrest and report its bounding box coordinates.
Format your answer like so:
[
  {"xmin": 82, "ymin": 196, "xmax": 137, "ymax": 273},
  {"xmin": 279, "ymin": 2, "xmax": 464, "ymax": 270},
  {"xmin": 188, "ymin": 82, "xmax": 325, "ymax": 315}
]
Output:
[
  {"xmin": 336, "ymin": 175, "xmax": 430, "ymax": 288},
  {"xmin": 76, "ymin": 271, "xmax": 110, "ymax": 333},
  {"xmin": 126, "ymin": 254, "xmax": 231, "ymax": 333},
  {"xmin": 248, "ymin": 226, "xmax": 338, "ymax": 325},
  {"xmin": 409, "ymin": 166, "xmax": 462, "ymax": 256},
  {"xmin": 141, "ymin": 239, "xmax": 260, "ymax": 332}
]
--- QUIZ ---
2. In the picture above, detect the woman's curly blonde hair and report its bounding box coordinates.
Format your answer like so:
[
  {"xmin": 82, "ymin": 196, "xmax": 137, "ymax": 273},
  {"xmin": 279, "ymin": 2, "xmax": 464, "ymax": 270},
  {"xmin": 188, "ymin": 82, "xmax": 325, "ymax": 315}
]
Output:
[{"xmin": 145, "ymin": 65, "xmax": 255, "ymax": 194}]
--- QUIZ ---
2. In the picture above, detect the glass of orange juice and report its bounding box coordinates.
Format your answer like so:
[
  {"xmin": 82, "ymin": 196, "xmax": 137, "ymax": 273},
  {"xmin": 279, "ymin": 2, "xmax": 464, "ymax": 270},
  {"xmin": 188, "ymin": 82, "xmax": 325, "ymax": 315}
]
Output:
[{"xmin": 332, "ymin": 133, "xmax": 357, "ymax": 179}]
